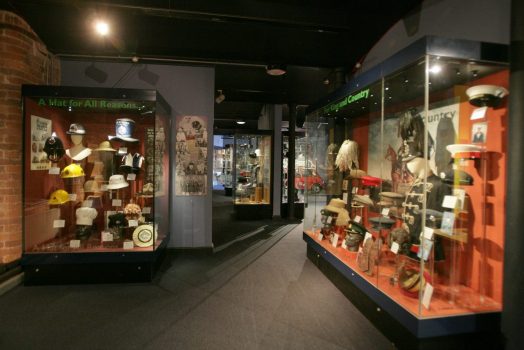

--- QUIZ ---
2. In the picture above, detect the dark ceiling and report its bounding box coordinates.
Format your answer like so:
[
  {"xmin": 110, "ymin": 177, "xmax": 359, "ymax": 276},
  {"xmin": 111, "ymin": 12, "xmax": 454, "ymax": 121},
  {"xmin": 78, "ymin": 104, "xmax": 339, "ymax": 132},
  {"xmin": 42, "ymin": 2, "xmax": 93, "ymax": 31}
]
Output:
[{"xmin": 2, "ymin": 0, "xmax": 423, "ymax": 130}]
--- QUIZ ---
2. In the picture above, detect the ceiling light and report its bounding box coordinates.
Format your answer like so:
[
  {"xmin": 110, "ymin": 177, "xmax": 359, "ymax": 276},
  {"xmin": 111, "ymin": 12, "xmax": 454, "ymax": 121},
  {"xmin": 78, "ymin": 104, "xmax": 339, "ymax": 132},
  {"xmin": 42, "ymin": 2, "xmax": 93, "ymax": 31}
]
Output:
[
  {"xmin": 94, "ymin": 20, "xmax": 109, "ymax": 36},
  {"xmin": 215, "ymin": 90, "xmax": 225, "ymax": 104},
  {"xmin": 266, "ymin": 64, "xmax": 286, "ymax": 76},
  {"xmin": 429, "ymin": 64, "xmax": 442, "ymax": 74},
  {"xmin": 236, "ymin": 120, "xmax": 246, "ymax": 125}
]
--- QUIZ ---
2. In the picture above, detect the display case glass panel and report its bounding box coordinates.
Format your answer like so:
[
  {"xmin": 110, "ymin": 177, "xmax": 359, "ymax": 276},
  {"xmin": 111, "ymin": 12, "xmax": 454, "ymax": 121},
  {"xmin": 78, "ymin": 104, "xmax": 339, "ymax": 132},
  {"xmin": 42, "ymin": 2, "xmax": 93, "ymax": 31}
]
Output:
[
  {"xmin": 22, "ymin": 86, "xmax": 170, "ymax": 254},
  {"xmin": 233, "ymin": 134, "xmax": 272, "ymax": 205},
  {"xmin": 303, "ymin": 48, "xmax": 507, "ymax": 319}
]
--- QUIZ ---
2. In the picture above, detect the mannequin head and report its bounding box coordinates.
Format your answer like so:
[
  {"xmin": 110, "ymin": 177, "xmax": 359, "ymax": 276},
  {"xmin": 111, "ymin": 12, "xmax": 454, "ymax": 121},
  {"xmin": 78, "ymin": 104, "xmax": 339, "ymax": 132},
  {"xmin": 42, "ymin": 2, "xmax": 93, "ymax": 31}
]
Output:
[{"xmin": 70, "ymin": 134, "xmax": 84, "ymax": 146}]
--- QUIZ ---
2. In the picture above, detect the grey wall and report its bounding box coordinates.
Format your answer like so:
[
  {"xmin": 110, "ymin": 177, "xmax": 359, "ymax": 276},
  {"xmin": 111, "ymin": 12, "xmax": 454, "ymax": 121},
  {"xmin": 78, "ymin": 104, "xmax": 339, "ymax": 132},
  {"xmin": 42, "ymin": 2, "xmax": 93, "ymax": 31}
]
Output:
[
  {"xmin": 61, "ymin": 60, "xmax": 215, "ymax": 248},
  {"xmin": 359, "ymin": 0, "xmax": 510, "ymax": 73}
]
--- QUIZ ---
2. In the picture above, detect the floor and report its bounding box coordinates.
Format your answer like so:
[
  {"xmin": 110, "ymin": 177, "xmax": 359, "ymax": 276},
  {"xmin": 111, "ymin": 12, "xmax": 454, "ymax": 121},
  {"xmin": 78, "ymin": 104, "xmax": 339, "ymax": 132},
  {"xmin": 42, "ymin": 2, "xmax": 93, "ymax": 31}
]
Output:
[{"xmin": 0, "ymin": 223, "xmax": 394, "ymax": 350}]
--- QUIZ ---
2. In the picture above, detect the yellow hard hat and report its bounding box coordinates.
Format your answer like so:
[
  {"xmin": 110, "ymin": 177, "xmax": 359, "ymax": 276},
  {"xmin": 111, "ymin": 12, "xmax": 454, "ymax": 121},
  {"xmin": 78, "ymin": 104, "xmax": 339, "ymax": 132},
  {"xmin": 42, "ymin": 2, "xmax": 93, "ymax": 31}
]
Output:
[
  {"xmin": 48, "ymin": 189, "xmax": 70, "ymax": 205},
  {"xmin": 60, "ymin": 163, "xmax": 85, "ymax": 178}
]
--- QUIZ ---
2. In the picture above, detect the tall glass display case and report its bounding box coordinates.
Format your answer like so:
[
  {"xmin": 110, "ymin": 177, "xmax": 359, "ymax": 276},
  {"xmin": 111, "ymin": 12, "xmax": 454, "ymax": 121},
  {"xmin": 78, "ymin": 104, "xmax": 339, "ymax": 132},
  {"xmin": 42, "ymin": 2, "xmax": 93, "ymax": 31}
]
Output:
[
  {"xmin": 21, "ymin": 85, "xmax": 171, "ymax": 284},
  {"xmin": 233, "ymin": 133, "xmax": 273, "ymax": 219},
  {"xmin": 302, "ymin": 37, "xmax": 507, "ymax": 342}
]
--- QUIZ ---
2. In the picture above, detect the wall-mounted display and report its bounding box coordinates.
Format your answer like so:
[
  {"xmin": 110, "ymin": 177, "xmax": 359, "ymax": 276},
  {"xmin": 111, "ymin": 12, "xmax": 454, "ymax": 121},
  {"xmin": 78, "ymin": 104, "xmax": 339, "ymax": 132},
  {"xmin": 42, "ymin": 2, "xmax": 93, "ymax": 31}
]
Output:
[
  {"xmin": 302, "ymin": 37, "xmax": 508, "ymax": 340},
  {"xmin": 21, "ymin": 85, "xmax": 171, "ymax": 284},
  {"xmin": 175, "ymin": 115, "xmax": 208, "ymax": 196}
]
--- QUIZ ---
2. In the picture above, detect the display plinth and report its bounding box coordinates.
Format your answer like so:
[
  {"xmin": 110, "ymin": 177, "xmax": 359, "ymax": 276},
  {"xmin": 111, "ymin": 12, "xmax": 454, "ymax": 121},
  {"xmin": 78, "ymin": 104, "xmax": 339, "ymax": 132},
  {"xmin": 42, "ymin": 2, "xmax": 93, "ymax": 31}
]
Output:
[{"xmin": 304, "ymin": 232, "xmax": 502, "ymax": 347}]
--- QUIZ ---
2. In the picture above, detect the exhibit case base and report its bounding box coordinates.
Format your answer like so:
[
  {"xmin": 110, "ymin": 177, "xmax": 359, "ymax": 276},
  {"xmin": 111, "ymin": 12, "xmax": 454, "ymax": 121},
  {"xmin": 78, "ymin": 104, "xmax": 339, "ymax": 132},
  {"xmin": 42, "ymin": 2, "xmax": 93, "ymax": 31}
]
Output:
[
  {"xmin": 304, "ymin": 233, "xmax": 502, "ymax": 349},
  {"xmin": 22, "ymin": 239, "xmax": 168, "ymax": 285}
]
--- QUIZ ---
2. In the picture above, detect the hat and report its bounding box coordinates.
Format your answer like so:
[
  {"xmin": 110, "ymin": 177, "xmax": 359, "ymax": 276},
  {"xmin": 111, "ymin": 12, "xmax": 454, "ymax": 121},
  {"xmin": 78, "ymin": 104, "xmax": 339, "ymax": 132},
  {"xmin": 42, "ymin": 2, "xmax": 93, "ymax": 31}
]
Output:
[
  {"xmin": 132, "ymin": 224, "xmax": 156, "ymax": 248},
  {"xmin": 369, "ymin": 216, "xmax": 396, "ymax": 230},
  {"xmin": 94, "ymin": 141, "xmax": 116, "ymax": 152},
  {"xmin": 106, "ymin": 174, "xmax": 129, "ymax": 189},
  {"xmin": 108, "ymin": 212, "xmax": 127, "ymax": 227},
  {"xmin": 352, "ymin": 194, "xmax": 374, "ymax": 207},
  {"xmin": 361, "ymin": 175, "xmax": 382, "ymax": 187},
  {"xmin": 378, "ymin": 191, "xmax": 405, "ymax": 206},
  {"xmin": 60, "ymin": 163, "xmax": 85, "ymax": 178},
  {"xmin": 466, "ymin": 84, "xmax": 509, "ymax": 107},
  {"xmin": 388, "ymin": 227, "xmax": 410, "ymax": 254},
  {"xmin": 346, "ymin": 221, "xmax": 367, "ymax": 236},
  {"xmin": 440, "ymin": 169, "xmax": 474, "ymax": 186},
  {"xmin": 108, "ymin": 118, "xmax": 138, "ymax": 142},
  {"xmin": 424, "ymin": 209, "xmax": 443, "ymax": 228},
  {"xmin": 49, "ymin": 189, "xmax": 70, "ymax": 205},
  {"xmin": 446, "ymin": 144, "xmax": 485, "ymax": 159},
  {"xmin": 75, "ymin": 207, "xmax": 98, "ymax": 226},
  {"xmin": 43, "ymin": 133, "xmax": 65, "ymax": 162},
  {"xmin": 66, "ymin": 123, "xmax": 86, "ymax": 135},
  {"xmin": 83, "ymin": 180, "xmax": 100, "ymax": 193},
  {"xmin": 325, "ymin": 198, "xmax": 346, "ymax": 213}
]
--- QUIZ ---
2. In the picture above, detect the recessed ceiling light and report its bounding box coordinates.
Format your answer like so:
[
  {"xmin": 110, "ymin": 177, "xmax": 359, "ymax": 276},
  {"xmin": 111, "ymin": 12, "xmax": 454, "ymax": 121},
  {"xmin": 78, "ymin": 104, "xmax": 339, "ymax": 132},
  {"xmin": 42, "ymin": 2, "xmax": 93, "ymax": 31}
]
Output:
[
  {"xmin": 95, "ymin": 20, "xmax": 109, "ymax": 36},
  {"xmin": 236, "ymin": 120, "xmax": 246, "ymax": 125},
  {"xmin": 266, "ymin": 64, "xmax": 286, "ymax": 76}
]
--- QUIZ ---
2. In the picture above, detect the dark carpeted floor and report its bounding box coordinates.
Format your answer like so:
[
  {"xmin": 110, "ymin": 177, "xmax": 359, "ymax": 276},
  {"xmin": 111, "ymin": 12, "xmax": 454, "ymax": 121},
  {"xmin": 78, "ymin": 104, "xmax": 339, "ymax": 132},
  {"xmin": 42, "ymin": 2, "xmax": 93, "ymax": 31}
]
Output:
[{"xmin": 0, "ymin": 224, "xmax": 394, "ymax": 350}]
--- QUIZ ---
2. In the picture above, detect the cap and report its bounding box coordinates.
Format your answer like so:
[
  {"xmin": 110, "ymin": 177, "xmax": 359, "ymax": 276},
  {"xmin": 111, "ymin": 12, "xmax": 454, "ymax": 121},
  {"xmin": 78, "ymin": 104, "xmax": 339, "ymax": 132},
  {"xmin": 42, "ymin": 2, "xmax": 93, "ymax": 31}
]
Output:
[
  {"xmin": 361, "ymin": 175, "xmax": 382, "ymax": 187},
  {"xmin": 446, "ymin": 144, "xmax": 485, "ymax": 159},
  {"xmin": 75, "ymin": 207, "xmax": 98, "ymax": 226},
  {"xmin": 60, "ymin": 163, "xmax": 85, "ymax": 178},
  {"xmin": 66, "ymin": 123, "xmax": 86, "ymax": 135},
  {"xmin": 108, "ymin": 118, "xmax": 138, "ymax": 143},
  {"xmin": 466, "ymin": 84, "xmax": 509, "ymax": 107},
  {"xmin": 48, "ymin": 189, "xmax": 70, "ymax": 205},
  {"xmin": 440, "ymin": 169, "xmax": 474, "ymax": 186},
  {"xmin": 106, "ymin": 174, "xmax": 129, "ymax": 190},
  {"xmin": 352, "ymin": 194, "xmax": 374, "ymax": 207}
]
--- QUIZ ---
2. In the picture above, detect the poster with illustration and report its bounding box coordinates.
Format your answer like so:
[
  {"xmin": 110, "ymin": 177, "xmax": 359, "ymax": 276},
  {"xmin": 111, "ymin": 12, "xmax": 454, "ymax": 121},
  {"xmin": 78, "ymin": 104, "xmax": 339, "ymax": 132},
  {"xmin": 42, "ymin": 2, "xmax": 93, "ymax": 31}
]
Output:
[
  {"xmin": 175, "ymin": 115, "xmax": 208, "ymax": 195},
  {"xmin": 367, "ymin": 103, "xmax": 459, "ymax": 188},
  {"xmin": 30, "ymin": 115, "xmax": 52, "ymax": 170}
]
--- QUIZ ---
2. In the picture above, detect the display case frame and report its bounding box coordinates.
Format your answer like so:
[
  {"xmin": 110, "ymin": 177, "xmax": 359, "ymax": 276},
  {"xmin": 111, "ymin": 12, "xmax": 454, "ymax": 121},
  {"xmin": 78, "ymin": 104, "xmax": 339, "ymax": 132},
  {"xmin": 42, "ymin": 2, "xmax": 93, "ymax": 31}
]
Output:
[
  {"xmin": 302, "ymin": 36, "xmax": 508, "ymax": 343},
  {"xmin": 232, "ymin": 131, "xmax": 273, "ymax": 220},
  {"xmin": 21, "ymin": 85, "xmax": 172, "ymax": 284}
]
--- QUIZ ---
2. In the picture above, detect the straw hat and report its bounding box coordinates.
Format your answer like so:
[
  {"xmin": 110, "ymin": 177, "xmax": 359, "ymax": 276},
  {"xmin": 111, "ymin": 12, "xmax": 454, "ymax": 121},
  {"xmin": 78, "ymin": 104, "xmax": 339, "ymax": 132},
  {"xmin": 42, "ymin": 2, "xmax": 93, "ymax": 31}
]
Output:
[{"xmin": 324, "ymin": 198, "xmax": 349, "ymax": 226}]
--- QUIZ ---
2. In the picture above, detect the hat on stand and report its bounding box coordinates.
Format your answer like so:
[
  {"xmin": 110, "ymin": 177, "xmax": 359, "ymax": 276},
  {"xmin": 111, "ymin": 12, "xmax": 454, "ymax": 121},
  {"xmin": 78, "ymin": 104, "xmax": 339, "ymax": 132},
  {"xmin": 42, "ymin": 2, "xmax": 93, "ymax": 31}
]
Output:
[{"xmin": 108, "ymin": 118, "xmax": 138, "ymax": 142}]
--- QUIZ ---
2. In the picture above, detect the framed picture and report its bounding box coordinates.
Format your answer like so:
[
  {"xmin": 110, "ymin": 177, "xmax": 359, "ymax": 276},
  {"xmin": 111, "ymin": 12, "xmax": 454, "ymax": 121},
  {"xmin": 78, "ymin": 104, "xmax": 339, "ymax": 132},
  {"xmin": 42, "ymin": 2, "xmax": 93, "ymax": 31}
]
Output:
[
  {"xmin": 441, "ymin": 211, "xmax": 456, "ymax": 234},
  {"xmin": 471, "ymin": 122, "xmax": 488, "ymax": 144}
]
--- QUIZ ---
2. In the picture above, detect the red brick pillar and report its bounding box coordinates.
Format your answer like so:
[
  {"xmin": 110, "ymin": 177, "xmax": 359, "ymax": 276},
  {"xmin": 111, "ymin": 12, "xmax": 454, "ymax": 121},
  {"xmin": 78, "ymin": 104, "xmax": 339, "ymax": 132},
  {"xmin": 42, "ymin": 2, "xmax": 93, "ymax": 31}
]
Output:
[{"xmin": 0, "ymin": 10, "xmax": 60, "ymax": 264}]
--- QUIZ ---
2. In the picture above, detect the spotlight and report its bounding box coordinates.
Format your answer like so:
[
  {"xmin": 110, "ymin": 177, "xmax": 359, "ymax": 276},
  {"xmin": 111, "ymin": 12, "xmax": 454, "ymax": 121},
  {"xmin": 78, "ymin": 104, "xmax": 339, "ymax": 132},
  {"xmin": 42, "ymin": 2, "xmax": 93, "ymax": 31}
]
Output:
[
  {"xmin": 84, "ymin": 63, "xmax": 108, "ymax": 83},
  {"xmin": 266, "ymin": 64, "xmax": 287, "ymax": 76},
  {"xmin": 94, "ymin": 20, "xmax": 109, "ymax": 36},
  {"xmin": 236, "ymin": 120, "xmax": 246, "ymax": 125},
  {"xmin": 138, "ymin": 66, "xmax": 159, "ymax": 86},
  {"xmin": 215, "ymin": 90, "xmax": 225, "ymax": 104},
  {"xmin": 429, "ymin": 64, "xmax": 442, "ymax": 74}
]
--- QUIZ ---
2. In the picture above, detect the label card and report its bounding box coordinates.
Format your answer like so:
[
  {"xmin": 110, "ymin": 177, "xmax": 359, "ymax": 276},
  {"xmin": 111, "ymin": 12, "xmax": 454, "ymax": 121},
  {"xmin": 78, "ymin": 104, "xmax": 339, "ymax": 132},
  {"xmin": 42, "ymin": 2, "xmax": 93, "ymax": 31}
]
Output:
[
  {"xmin": 317, "ymin": 232, "xmax": 323, "ymax": 241},
  {"xmin": 423, "ymin": 227, "xmax": 434, "ymax": 240},
  {"xmin": 48, "ymin": 167, "xmax": 60, "ymax": 175},
  {"xmin": 354, "ymin": 215, "xmax": 362, "ymax": 223},
  {"xmin": 128, "ymin": 219, "xmax": 138, "ymax": 227},
  {"xmin": 381, "ymin": 208, "xmax": 390, "ymax": 216},
  {"xmin": 118, "ymin": 147, "xmax": 128, "ymax": 155},
  {"xmin": 112, "ymin": 199, "xmax": 122, "ymax": 207},
  {"xmin": 364, "ymin": 232, "xmax": 372, "ymax": 242},
  {"xmin": 53, "ymin": 219, "xmax": 65, "ymax": 228},
  {"xmin": 101, "ymin": 231, "xmax": 113, "ymax": 242},
  {"xmin": 68, "ymin": 193, "xmax": 77, "ymax": 201},
  {"xmin": 69, "ymin": 240, "xmax": 81, "ymax": 249},
  {"xmin": 327, "ymin": 216, "xmax": 333, "ymax": 224},
  {"xmin": 82, "ymin": 200, "xmax": 93, "ymax": 208},
  {"xmin": 123, "ymin": 241, "xmax": 134, "ymax": 250},
  {"xmin": 453, "ymin": 189, "xmax": 466, "ymax": 210},
  {"xmin": 422, "ymin": 283, "xmax": 434, "ymax": 309},
  {"xmin": 442, "ymin": 195, "xmax": 458, "ymax": 209},
  {"xmin": 342, "ymin": 180, "xmax": 349, "ymax": 191},
  {"xmin": 127, "ymin": 173, "xmax": 136, "ymax": 181},
  {"xmin": 352, "ymin": 187, "xmax": 358, "ymax": 194},
  {"xmin": 471, "ymin": 106, "xmax": 488, "ymax": 120},
  {"xmin": 342, "ymin": 192, "xmax": 348, "ymax": 203},
  {"xmin": 331, "ymin": 234, "xmax": 339, "ymax": 248},
  {"xmin": 142, "ymin": 207, "xmax": 151, "ymax": 214},
  {"xmin": 390, "ymin": 242, "xmax": 399, "ymax": 254},
  {"xmin": 341, "ymin": 239, "xmax": 347, "ymax": 249}
]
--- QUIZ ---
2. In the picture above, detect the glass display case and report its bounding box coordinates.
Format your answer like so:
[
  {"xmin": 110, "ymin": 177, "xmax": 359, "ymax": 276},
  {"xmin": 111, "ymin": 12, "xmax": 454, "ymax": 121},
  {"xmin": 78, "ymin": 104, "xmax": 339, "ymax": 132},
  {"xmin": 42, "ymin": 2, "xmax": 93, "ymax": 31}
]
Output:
[
  {"xmin": 233, "ymin": 133, "xmax": 273, "ymax": 219},
  {"xmin": 302, "ymin": 37, "xmax": 507, "ymax": 339},
  {"xmin": 21, "ymin": 85, "xmax": 171, "ymax": 284}
]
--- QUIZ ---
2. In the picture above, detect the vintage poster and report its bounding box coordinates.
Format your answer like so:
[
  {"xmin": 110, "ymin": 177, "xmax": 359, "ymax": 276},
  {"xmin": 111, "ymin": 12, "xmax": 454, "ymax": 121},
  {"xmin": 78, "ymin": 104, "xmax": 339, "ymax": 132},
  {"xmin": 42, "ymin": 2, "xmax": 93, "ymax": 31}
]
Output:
[
  {"xmin": 30, "ymin": 115, "xmax": 52, "ymax": 170},
  {"xmin": 175, "ymin": 115, "xmax": 208, "ymax": 196},
  {"xmin": 367, "ymin": 103, "xmax": 460, "ymax": 183},
  {"xmin": 145, "ymin": 126, "xmax": 166, "ymax": 195}
]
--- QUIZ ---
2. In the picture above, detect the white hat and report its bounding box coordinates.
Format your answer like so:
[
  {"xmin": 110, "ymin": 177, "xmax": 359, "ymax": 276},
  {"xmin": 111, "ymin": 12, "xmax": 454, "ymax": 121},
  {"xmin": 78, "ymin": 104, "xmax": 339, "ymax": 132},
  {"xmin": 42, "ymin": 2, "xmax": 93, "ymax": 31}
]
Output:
[
  {"xmin": 132, "ymin": 224, "xmax": 156, "ymax": 247},
  {"xmin": 466, "ymin": 85, "xmax": 508, "ymax": 107},
  {"xmin": 76, "ymin": 207, "xmax": 98, "ymax": 226},
  {"xmin": 446, "ymin": 144, "xmax": 485, "ymax": 158},
  {"xmin": 106, "ymin": 174, "xmax": 129, "ymax": 189}
]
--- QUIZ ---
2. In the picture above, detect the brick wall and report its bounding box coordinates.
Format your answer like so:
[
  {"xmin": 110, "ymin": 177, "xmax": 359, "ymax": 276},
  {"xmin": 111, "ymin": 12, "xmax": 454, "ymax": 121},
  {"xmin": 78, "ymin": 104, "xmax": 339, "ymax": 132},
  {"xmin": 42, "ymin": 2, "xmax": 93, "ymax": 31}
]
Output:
[{"xmin": 0, "ymin": 10, "xmax": 60, "ymax": 264}]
